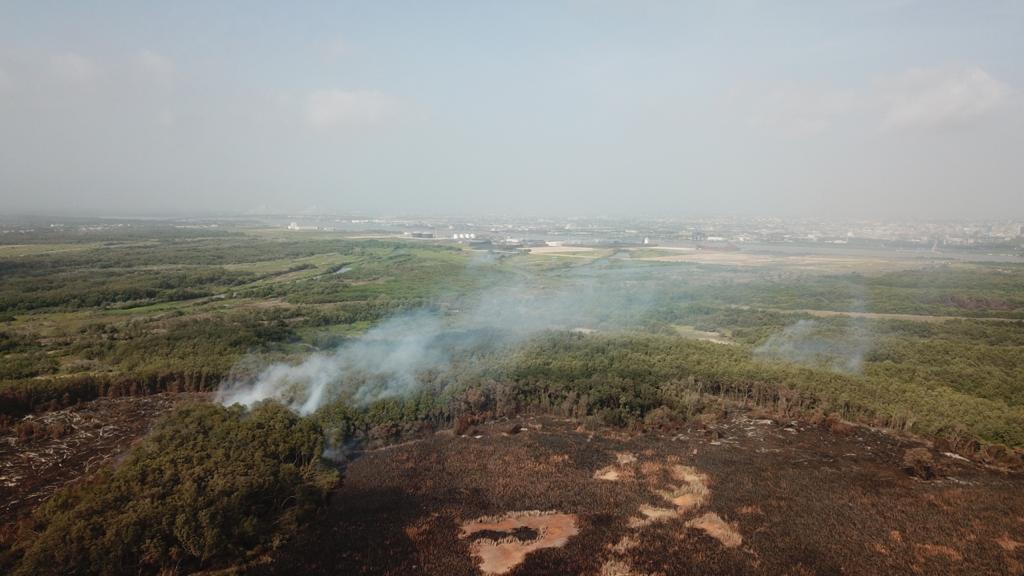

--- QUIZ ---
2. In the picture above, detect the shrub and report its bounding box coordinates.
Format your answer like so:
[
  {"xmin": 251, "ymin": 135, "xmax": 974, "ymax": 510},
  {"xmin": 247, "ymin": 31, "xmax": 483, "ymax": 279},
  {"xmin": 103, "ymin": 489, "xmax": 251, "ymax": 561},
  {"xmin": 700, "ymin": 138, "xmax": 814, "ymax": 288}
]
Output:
[
  {"xmin": 901, "ymin": 447, "xmax": 935, "ymax": 480},
  {"xmin": 643, "ymin": 406, "xmax": 684, "ymax": 431},
  {"xmin": 11, "ymin": 402, "xmax": 338, "ymax": 575}
]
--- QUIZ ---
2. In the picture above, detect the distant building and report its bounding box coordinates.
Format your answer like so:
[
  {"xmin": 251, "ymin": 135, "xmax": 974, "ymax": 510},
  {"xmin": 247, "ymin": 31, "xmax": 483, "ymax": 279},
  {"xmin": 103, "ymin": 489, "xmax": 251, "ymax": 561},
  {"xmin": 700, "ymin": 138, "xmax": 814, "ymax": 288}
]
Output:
[{"xmin": 692, "ymin": 230, "xmax": 707, "ymax": 242}]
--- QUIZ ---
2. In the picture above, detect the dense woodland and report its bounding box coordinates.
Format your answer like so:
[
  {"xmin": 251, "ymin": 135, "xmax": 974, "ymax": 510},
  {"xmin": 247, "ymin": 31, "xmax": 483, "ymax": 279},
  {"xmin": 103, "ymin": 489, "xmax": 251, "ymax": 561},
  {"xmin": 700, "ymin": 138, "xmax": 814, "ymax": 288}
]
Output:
[
  {"xmin": 8, "ymin": 402, "xmax": 336, "ymax": 575},
  {"xmin": 2, "ymin": 224, "xmax": 1023, "ymax": 573}
]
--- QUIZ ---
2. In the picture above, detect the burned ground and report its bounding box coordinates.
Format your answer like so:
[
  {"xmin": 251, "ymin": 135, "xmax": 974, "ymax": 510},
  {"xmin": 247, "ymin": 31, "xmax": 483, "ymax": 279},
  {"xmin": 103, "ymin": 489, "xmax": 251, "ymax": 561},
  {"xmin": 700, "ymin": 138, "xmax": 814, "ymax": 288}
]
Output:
[
  {"xmin": 258, "ymin": 415, "xmax": 1024, "ymax": 576},
  {"xmin": 0, "ymin": 394, "xmax": 202, "ymax": 537}
]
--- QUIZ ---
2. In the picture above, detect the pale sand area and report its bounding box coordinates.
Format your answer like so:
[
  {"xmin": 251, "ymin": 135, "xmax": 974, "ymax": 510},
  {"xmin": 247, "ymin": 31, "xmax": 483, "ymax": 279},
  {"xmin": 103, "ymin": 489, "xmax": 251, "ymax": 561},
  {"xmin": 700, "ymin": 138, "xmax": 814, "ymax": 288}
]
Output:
[
  {"xmin": 527, "ymin": 246, "xmax": 600, "ymax": 255},
  {"xmin": 636, "ymin": 250, "xmax": 894, "ymax": 269},
  {"xmin": 460, "ymin": 511, "xmax": 579, "ymax": 575}
]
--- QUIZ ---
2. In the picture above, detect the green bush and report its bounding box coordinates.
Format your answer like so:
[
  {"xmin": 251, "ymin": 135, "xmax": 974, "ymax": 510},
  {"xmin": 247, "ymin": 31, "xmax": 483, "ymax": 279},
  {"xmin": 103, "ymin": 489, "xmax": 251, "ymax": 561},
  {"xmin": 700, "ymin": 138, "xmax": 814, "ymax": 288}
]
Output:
[{"xmin": 11, "ymin": 402, "xmax": 338, "ymax": 575}]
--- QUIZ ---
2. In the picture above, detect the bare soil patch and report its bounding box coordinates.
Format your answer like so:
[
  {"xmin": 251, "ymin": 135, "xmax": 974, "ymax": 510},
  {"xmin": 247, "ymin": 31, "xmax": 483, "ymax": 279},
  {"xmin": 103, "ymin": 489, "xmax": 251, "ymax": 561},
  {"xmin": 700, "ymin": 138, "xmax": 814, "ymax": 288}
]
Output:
[
  {"xmin": 686, "ymin": 512, "xmax": 742, "ymax": 548},
  {"xmin": 594, "ymin": 466, "xmax": 623, "ymax": 481},
  {"xmin": 594, "ymin": 452, "xmax": 638, "ymax": 481},
  {"xmin": 459, "ymin": 511, "xmax": 579, "ymax": 574}
]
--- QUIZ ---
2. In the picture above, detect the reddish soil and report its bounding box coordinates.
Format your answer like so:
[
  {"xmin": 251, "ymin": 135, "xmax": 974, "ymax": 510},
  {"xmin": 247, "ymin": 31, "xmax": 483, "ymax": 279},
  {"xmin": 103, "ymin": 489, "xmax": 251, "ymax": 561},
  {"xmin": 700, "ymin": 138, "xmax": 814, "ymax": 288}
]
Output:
[{"xmin": 257, "ymin": 415, "xmax": 1024, "ymax": 575}]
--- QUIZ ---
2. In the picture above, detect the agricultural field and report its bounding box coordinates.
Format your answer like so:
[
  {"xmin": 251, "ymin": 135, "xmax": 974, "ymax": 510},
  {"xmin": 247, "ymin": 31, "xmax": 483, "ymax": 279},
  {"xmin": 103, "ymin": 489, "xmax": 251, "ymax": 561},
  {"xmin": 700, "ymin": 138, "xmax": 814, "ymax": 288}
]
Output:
[{"xmin": 1, "ymin": 222, "xmax": 1023, "ymax": 575}]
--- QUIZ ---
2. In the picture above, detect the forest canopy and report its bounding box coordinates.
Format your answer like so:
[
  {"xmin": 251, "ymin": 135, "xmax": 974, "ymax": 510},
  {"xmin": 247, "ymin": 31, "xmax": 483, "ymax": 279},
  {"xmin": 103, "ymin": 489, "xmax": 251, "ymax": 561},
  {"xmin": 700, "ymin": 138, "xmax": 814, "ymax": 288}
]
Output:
[{"xmin": 10, "ymin": 402, "xmax": 337, "ymax": 576}]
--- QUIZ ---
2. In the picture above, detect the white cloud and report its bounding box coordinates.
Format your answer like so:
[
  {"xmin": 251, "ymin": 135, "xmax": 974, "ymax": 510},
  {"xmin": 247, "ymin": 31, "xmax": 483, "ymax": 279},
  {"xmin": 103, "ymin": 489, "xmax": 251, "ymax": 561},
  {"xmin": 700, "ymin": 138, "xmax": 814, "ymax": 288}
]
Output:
[
  {"xmin": 134, "ymin": 50, "xmax": 175, "ymax": 87},
  {"xmin": 323, "ymin": 37, "xmax": 349, "ymax": 60},
  {"xmin": 876, "ymin": 64, "xmax": 1009, "ymax": 130},
  {"xmin": 50, "ymin": 51, "xmax": 99, "ymax": 85},
  {"xmin": 306, "ymin": 90, "xmax": 399, "ymax": 129},
  {"xmin": 747, "ymin": 87, "xmax": 859, "ymax": 137},
  {"xmin": 742, "ymin": 63, "xmax": 1014, "ymax": 137},
  {"xmin": 155, "ymin": 108, "xmax": 176, "ymax": 127}
]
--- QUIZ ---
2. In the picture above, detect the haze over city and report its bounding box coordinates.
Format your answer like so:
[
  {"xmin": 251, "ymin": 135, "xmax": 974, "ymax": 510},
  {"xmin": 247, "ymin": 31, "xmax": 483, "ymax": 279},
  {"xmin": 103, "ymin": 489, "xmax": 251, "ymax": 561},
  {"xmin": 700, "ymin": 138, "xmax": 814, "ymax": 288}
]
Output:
[{"xmin": 2, "ymin": 1, "xmax": 1022, "ymax": 219}]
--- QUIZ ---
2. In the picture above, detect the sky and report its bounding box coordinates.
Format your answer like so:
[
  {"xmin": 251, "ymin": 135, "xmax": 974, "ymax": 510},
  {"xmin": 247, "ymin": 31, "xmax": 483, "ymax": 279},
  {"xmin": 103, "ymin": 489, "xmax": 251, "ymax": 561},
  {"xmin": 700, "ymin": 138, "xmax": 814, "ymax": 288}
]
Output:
[{"xmin": 0, "ymin": 1, "xmax": 1022, "ymax": 219}]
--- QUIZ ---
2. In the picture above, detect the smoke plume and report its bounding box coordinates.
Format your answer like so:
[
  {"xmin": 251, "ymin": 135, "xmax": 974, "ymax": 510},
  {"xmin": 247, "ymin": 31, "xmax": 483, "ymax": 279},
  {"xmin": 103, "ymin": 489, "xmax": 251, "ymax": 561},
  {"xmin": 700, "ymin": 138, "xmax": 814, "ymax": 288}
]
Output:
[
  {"xmin": 754, "ymin": 281, "xmax": 874, "ymax": 373},
  {"xmin": 216, "ymin": 259, "xmax": 665, "ymax": 413}
]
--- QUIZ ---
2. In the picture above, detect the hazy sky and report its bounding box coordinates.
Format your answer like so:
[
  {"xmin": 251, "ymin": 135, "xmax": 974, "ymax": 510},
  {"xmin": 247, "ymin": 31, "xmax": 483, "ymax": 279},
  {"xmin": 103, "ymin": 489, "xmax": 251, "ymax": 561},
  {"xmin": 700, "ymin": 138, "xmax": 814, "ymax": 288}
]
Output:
[{"xmin": 1, "ymin": 1, "xmax": 1022, "ymax": 218}]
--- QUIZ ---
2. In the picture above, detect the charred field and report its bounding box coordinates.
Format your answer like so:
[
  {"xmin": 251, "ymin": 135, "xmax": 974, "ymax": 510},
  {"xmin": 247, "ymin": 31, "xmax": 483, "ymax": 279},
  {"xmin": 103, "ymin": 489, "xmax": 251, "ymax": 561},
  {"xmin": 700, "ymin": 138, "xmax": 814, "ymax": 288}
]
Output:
[
  {"xmin": 0, "ymin": 393, "xmax": 202, "ymax": 528},
  {"xmin": 259, "ymin": 415, "xmax": 1024, "ymax": 576}
]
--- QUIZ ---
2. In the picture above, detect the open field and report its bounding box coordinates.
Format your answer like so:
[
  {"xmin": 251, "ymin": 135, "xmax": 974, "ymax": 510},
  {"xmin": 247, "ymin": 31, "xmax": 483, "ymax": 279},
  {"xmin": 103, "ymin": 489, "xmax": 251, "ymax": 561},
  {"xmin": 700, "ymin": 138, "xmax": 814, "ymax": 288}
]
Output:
[
  {"xmin": 729, "ymin": 305, "xmax": 1022, "ymax": 323},
  {"xmin": 671, "ymin": 324, "xmax": 734, "ymax": 345},
  {"xmin": 573, "ymin": 245, "xmax": 955, "ymax": 273},
  {"xmin": 1, "ymin": 224, "xmax": 1023, "ymax": 574},
  {"xmin": 635, "ymin": 249, "xmax": 903, "ymax": 271},
  {"xmin": 0, "ymin": 243, "xmax": 102, "ymax": 257},
  {"xmin": 526, "ymin": 246, "xmax": 601, "ymax": 255}
]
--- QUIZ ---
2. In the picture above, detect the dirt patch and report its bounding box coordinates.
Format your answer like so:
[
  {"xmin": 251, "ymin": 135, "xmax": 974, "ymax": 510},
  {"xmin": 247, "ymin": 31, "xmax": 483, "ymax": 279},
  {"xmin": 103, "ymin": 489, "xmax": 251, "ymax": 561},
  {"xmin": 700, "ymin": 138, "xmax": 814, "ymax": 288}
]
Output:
[
  {"xmin": 630, "ymin": 504, "xmax": 680, "ymax": 528},
  {"xmin": 672, "ymin": 325, "xmax": 734, "ymax": 345},
  {"xmin": 549, "ymin": 453, "xmax": 570, "ymax": 464},
  {"xmin": 914, "ymin": 543, "xmax": 963, "ymax": 562},
  {"xmin": 687, "ymin": 512, "xmax": 743, "ymax": 548},
  {"xmin": 595, "ymin": 466, "xmax": 623, "ymax": 481},
  {"xmin": 622, "ymin": 458, "xmax": 734, "ymax": 570},
  {"xmin": 595, "ymin": 452, "xmax": 638, "ymax": 481},
  {"xmin": 997, "ymin": 534, "xmax": 1024, "ymax": 551},
  {"xmin": 459, "ymin": 511, "xmax": 579, "ymax": 575},
  {"xmin": 616, "ymin": 452, "xmax": 637, "ymax": 465},
  {"xmin": 659, "ymin": 465, "xmax": 710, "ymax": 512}
]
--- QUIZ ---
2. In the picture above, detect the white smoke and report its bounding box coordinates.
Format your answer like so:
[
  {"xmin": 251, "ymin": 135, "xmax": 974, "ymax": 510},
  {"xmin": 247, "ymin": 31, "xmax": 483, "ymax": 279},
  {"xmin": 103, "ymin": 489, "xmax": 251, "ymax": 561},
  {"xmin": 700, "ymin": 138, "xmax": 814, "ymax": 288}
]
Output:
[
  {"xmin": 754, "ymin": 318, "xmax": 871, "ymax": 373},
  {"xmin": 217, "ymin": 310, "xmax": 448, "ymax": 413},
  {"xmin": 754, "ymin": 283, "xmax": 874, "ymax": 374},
  {"xmin": 216, "ymin": 260, "xmax": 667, "ymax": 413}
]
